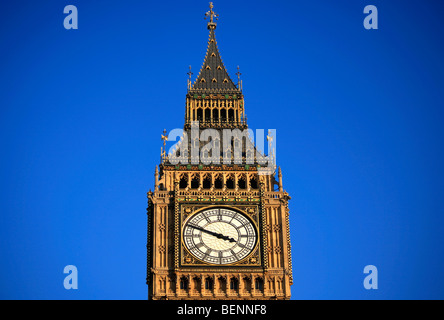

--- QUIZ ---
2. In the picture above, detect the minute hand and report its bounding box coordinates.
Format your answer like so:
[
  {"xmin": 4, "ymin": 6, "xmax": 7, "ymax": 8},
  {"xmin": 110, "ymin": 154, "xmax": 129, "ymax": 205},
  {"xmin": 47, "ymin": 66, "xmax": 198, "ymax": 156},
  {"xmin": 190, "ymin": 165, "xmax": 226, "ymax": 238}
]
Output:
[{"xmin": 189, "ymin": 225, "xmax": 236, "ymax": 243}]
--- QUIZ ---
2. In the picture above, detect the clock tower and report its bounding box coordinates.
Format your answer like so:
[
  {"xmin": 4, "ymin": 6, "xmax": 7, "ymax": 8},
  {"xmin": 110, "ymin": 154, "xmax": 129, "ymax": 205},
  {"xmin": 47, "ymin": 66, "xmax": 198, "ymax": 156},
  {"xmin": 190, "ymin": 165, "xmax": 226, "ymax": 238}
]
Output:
[{"xmin": 147, "ymin": 3, "xmax": 293, "ymax": 300}]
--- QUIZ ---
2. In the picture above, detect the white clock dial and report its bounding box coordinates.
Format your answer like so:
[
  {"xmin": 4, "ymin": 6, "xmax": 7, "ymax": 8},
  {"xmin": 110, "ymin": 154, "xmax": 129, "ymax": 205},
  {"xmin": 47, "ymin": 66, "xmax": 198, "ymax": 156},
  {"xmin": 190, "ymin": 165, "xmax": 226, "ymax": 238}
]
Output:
[{"xmin": 182, "ymin": 208, "xmax": 257, "ymax": 265}]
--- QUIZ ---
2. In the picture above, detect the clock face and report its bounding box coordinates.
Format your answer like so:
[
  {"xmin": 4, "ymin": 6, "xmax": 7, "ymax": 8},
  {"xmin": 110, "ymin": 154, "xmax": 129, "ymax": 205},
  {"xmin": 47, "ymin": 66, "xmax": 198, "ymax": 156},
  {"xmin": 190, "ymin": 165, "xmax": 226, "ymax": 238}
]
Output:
[{"xmin": 182, "ymin": 208, "xmax": 257, "ymax": 265}]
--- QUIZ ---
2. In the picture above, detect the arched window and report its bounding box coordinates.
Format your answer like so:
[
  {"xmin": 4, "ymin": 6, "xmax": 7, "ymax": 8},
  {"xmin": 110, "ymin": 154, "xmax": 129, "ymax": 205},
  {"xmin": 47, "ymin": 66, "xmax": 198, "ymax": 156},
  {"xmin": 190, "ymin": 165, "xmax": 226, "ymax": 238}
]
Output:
[
  {"xmin": 250, "ymin": 177, "xmax": 258, "ymax": 189},
  {"xmin": 179, "ymin": 176, "xmax": 188, "ymax": 189},
  {"xmin": 205, "ymin": 109, "xmax": 211, "ymax": 122},
  {"xmin": 214, "ymin": 137, "xmax": 220, "ymax": 149},
  {"xmin": 202, "ymin": 175, "xmax": 211, "ymax": 189},
  {"xmin": 205, "ymin": 277, "xmax": 213, "ymax": 290},
  {"xmin": 226, "ymin": 176, "xmax": 234, "ymax": 189},
  {"xmin": 223, "ymin": 148, "xmax": 232, "ymax": 164},
  {"xmin": 197, "ymin": 108, "xmax": 203, "ymax": 121},
  {"xmin": 228, "ymin": 109, "xmax": 234, "ymax": 122},
  {"xmin": 182, "ymin": 147, "xmax": 189, "ymax": 158},
  {"xmin": 238, "ymin": 178, "xmax": 246, "ymax": 189},
  {"xmin": 180, "ymin": 277, "xmax": 188, "ymax": 290},
  {"xmin": 201, "ymin": 146, "xmax": 210, "ymax": 162},
  {"xmin": 230, "ymin": 277, "xmax": 238, "ymax": 290},
  {"xmin": 218, "ymin": 277, "xmax": 227, "ymax": 293},
  {"xmin": 212, "ymin": 108, "xmax": 219, "ymax": 122},
  {"xmin": 214, "ymin": 176, "xmax": 223, "ymax": 189},
  {"xmin": 193, "ymin": 138, "xmax": 199, "ymax": 148},
  {"xmin": 233, "ymin": 138, "xmax": 240, "ymax": 149},
  {"xmin": 191, "ymin": 176, "xmax": 199, "ymax": 189},
  {"xmin": 193, "ymin": 277, "xmax": 201, "ymax": 293},
  {"xmin": 220, "ymin": 109, "xmax": 227, "ymax": 122},
  {"xmin": 246, "ymin": 149, "xmax": 253, "ymax": 161},
  {"xmin": 255, "ymin": 278, "xmax": 264, "ymax": 291},
  {"xmin": 243, "ymin": 277, "xmax": 252, "ymax": 292}
]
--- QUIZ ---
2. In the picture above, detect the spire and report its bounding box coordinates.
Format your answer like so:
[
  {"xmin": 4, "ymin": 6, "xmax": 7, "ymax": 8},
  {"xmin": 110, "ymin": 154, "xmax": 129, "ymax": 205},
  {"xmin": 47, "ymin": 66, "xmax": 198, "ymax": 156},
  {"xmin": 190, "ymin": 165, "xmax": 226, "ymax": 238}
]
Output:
[{"xmin": 191, "ymin": 3, "xmax": 239, "ymax": 93}]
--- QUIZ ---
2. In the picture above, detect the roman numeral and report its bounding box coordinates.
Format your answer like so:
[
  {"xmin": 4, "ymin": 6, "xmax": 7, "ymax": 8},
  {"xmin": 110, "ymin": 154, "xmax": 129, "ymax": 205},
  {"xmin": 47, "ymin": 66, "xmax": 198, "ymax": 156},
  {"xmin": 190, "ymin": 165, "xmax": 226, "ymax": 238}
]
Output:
[{"xmin": 230, "ymin": 249, "xmax": 239, "ymax": 260}]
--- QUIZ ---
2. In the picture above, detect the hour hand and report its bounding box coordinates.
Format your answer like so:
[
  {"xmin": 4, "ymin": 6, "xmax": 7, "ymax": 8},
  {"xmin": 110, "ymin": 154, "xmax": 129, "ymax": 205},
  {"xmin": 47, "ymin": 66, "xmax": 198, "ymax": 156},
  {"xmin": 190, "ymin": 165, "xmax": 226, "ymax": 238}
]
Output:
[
  {"xmin": 216, "ymin": 233, "xmax": 236, "ymax": 243},
  {"xmin": 189, "ymin": 225, "xmax": 236, "ymax": 243}
]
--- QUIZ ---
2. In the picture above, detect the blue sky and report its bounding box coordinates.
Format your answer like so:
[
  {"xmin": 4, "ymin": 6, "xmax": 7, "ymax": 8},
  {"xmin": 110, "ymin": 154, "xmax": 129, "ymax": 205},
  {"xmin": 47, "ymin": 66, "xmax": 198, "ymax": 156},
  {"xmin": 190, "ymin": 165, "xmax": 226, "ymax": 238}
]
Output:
[{"xmin": 1, "ymin": 0, "xmax": 443, "ymax": 299}]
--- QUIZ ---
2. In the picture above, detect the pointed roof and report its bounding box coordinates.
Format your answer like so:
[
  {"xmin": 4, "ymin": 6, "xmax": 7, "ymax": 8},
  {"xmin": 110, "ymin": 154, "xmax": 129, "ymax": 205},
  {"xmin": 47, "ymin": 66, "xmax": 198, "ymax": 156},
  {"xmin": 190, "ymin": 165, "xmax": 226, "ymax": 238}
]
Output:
[{"xmin": 190, "ymin": 14, "xmax": 239, "ymax": 93}]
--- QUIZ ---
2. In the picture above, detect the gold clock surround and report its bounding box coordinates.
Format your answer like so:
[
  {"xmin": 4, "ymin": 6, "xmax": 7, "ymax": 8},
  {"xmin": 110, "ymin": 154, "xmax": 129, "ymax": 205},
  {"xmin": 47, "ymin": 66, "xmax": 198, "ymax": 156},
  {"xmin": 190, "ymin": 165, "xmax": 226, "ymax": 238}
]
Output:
[{"xmin": 180, "ymin": 205, "xmax": 262, "ymax": 268}]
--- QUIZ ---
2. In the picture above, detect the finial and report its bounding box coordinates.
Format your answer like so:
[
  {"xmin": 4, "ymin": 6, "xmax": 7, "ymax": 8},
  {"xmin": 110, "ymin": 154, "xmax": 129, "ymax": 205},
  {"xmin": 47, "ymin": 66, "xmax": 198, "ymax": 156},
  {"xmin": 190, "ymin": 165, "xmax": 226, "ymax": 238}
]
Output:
[
  {"xmin": 235, "ymin": 66, "xmax": 242, "ymax": 90},
  {"xmin": 205, "ymin": 2, "xmax": 218, "ymax": 29},
  {"xmin": 267, "ymin": 130, "xmax": 274, "ymax": 146},
  {"xmin": 267, "ymin": 129, "xmax": 275, "ymax": 161},
  {"xmin": 154, "ymin": 165, "xmax": 159, "ymax": 191},
  {"xmin": 187, "ymin": 65, "xmax": 193, "ymax": 80},
  {"xmin": 161, "ymin": 129, "xmax": 167, "ymax": 148},
  {"xmin": 187, "ymin": 65, "xmax": 193, "ymax": 90},
  {"xmin": 160, "ymin": 129, "xmax": 167, "ymax": 162}
]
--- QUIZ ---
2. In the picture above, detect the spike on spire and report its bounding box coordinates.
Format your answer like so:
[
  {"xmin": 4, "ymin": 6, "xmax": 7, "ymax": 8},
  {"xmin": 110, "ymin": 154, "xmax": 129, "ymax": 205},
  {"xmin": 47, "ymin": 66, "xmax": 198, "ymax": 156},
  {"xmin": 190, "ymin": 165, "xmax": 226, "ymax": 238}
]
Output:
[{"xmin": 205, "ymin": 2, "xmax": 218, "ymax": 30}]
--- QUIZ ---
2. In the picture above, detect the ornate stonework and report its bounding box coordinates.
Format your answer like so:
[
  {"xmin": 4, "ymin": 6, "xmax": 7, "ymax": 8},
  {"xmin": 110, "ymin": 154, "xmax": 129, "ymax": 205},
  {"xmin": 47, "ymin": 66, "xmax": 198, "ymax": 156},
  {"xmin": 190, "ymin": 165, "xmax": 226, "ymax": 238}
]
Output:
[{"xmin": 146, "ymin": 3, "xmax": 292, "ymax": 300}]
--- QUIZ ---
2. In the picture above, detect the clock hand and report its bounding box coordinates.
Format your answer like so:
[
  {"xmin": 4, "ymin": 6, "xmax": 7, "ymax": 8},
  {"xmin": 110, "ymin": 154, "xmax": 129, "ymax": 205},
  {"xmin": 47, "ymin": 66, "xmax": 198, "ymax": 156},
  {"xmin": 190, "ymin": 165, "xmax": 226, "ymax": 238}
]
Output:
[
  {"xmin": 219, "ymin": 234, "xmax": 237, "ymax": 243},
  {"xmin": 190, "ymin": 225, "xmax": 229, "ymax": 240},
  {"xmin": 189, "ymin": 224, "xmax": 236, "ymax": 243}
]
